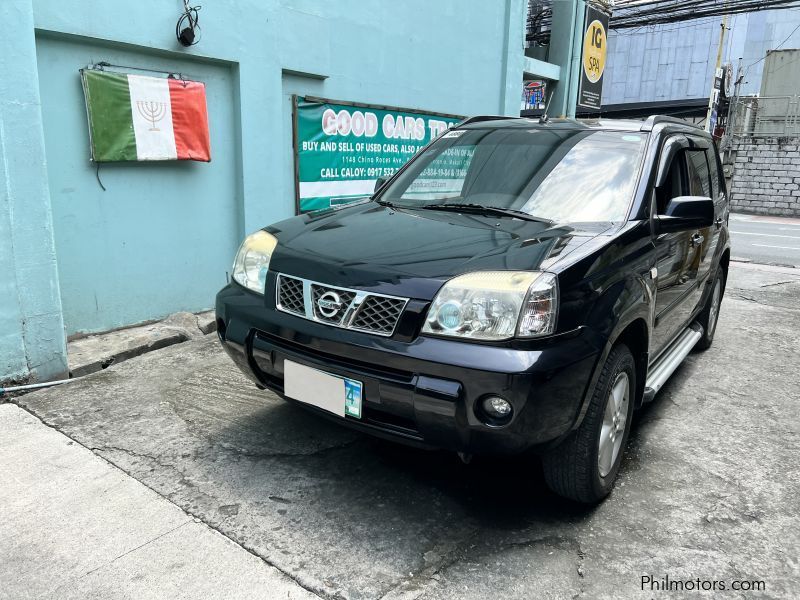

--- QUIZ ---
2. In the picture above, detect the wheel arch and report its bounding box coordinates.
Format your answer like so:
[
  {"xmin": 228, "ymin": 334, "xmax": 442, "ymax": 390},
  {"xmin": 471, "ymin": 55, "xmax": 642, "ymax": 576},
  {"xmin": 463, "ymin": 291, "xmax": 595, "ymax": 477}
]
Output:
[
  {"xmin": 719, "ymin": 247, "xmax": 730, "ymax": 287},
  {"xmin": 612, "ymin": 318, "xmax": 649, "ymax": 409},
  {"xmin": 567, "ymin": 283, "xmax": 653, "ymax": 437}
]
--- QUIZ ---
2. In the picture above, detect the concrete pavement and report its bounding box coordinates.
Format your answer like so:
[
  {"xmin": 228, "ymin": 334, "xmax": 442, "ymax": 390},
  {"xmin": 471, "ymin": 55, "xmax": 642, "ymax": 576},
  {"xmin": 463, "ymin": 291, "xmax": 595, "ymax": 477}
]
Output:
[
  {"xmin": 4, "ymin": 261, "xmax": 800, "ymax": 599},
  {"xmin": 0, "ymin": 404, "xmax": 314, "ymax": 600}
]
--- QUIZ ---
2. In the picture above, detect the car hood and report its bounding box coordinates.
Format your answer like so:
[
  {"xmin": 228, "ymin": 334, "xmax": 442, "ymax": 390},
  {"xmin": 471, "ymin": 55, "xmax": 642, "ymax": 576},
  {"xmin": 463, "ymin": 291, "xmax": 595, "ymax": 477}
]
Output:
[{"xmin": 268, "ymin": 201, "xmax": 611, "ymax": 300}]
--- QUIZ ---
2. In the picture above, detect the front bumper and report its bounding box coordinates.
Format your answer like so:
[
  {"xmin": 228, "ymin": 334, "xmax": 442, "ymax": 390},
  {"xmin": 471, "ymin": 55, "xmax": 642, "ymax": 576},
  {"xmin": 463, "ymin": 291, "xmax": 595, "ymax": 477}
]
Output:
[{"xmin": 216, "ymin": 280, "xmax": 604, "ymax": 455}]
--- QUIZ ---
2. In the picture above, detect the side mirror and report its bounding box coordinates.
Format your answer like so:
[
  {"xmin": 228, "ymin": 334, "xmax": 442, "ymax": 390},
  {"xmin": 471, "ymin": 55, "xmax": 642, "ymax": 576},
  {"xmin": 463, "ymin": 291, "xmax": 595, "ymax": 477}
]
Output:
[
  {"xmin": 655, "ymin": 196, "xmax": 714, "ymax": 234},
  {"xmin": 373, "ymin": 176, "xmax": 388, "ymax": 193}
]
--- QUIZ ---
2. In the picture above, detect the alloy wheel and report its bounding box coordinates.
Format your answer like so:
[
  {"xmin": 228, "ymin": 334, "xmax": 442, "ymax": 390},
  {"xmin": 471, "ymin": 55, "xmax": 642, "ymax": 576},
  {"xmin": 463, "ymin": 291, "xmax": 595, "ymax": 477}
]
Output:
[
  {"xmin": 708, "ymin": 277, "xmax": 722, "ymax": 336},
  {"xmin": 598, "ymin": 371, "xmax": 630, "ymax": 478}
]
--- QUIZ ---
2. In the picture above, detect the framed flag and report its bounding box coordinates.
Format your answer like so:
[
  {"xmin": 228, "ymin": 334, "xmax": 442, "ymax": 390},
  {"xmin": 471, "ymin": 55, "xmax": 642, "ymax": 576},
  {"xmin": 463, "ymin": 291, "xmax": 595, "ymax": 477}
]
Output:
[{"xmin": 80, "ymin": 68, "xmax": 211, "ymax": 162}]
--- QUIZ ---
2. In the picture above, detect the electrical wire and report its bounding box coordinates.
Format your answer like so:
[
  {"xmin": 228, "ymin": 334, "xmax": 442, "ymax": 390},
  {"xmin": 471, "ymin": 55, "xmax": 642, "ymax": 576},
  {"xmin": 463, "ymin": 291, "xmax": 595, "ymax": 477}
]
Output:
[
  {"xmin": 611, "ymin": 0, "xmax": 800, "ymax": 29},
  {"xmin": 612, "ymin": 15, "xmax": 719, "ymax": 36},
  {"xmin": 176, "ymin": 0, "xmax": 202, "ymax": 46},
  {"xmin": 526, "ymin": 0, "xmax": 553, "ymax": 47},
  {"xmin": 0, "ymin": 378, "xmax": 78, "ymax": 396},
  {"xmin": 742, "ymin": 20, "xmax": 800, "ymax": 73}
]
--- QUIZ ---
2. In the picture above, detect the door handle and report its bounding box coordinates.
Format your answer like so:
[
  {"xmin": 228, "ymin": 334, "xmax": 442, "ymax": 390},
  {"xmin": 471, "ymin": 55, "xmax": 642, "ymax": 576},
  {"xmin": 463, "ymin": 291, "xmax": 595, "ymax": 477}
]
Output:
[
  {"xmin": 691, "ymin": 232, "xmax": 705, "ymax": 247},
  {"xmin": 715, "ymin": 217, "xmax": 723, "ymax": 229}
]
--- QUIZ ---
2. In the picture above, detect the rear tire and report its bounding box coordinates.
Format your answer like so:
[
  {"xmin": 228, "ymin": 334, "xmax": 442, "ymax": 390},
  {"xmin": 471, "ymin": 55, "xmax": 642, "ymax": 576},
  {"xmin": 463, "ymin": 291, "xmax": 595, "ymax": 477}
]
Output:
[
  {"xmin": 542, "ymin": 344, "xmax": 636, "ymax": 504},
  {"xmin": 695, "ymin": 268, "xmax": 725, "ymax": 351}
]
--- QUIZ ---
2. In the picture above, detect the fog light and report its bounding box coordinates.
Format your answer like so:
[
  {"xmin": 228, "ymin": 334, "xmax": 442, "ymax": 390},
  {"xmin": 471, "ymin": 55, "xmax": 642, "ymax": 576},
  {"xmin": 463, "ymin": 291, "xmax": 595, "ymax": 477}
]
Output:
[
  {"xmin": 482, "ymin": 396, "xmax": 512, "ymax": 419},
  {"xmin": 437, "ymin": 300, "xmax": 462, "ymax": 330}
]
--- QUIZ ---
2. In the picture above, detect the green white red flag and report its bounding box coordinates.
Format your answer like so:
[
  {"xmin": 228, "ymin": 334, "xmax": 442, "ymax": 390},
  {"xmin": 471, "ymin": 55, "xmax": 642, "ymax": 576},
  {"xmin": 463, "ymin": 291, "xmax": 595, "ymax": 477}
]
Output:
[{"xmin": 81, "ymin": 70, "xmax": 211, "ymax": 162}]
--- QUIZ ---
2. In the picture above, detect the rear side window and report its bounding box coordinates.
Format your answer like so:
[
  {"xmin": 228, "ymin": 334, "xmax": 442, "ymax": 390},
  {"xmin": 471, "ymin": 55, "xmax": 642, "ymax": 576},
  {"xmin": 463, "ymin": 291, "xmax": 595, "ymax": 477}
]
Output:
[
  {"xmin": 686, "ymin": 150, "xmax": 711, "ymax": 197},
  {"xmin": 705, "ymin": 147, "xmax": 721, "ymax": 199}
]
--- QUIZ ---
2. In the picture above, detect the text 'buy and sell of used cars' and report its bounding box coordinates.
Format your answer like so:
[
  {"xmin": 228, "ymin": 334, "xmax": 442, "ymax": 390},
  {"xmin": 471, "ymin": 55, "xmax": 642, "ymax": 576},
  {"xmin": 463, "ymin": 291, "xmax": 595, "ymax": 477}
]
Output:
[{"xmin": 216, "ymin": 115, "xmax": 730, "ymax": 504}]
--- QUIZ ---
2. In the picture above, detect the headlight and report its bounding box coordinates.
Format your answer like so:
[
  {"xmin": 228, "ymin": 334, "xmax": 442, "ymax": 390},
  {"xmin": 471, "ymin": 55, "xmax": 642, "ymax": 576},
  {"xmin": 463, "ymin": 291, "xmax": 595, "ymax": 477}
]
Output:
[
  {"xmin": 231, "ymin": 230, "xmax": 278, "ymax": 294},
  {"xmin": 422, "ymin": 271, "xmax": 558, "ymax": 340}
]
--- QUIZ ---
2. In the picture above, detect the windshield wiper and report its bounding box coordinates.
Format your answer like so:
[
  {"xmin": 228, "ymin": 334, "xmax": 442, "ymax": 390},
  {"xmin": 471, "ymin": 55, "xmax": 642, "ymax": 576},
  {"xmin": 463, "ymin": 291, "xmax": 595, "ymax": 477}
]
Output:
[
  {"xmin": 375, "ymin": 197, "xmax": 458, "ymax": 209},
  {"xmin": 419, "ymin": 203, "xmax": 553, "ymax": 224}
]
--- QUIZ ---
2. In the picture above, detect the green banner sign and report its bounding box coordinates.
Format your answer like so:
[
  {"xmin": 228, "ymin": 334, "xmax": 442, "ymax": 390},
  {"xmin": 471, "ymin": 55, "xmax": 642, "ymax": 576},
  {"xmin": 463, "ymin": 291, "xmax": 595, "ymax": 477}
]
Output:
[{"xmin": 294, "ymin": 97, "xmax": 462, "ymax": 213}]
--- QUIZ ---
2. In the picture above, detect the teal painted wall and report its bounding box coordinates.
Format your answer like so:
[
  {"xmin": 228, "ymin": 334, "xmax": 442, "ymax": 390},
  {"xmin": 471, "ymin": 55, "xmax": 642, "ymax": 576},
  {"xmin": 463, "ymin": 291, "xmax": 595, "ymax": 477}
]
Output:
[
  {"xmin": 0, "ymin": 0, "xmax": 68, "ymax": 383},
  {"xmin": 32, "ymin": 0, "xmax": 526, "ymax": 338},
  {"xmin": 3, "ymin": 0, "xmax": 542, "ymax": 380},
  {"xmin": 36, "ymin": 35, "xmax": 241, "ymax": 334}
]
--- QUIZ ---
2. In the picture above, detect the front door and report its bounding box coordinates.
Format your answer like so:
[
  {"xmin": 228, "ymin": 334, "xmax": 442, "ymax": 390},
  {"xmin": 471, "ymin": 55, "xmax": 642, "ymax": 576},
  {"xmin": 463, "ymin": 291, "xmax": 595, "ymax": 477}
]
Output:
[{"xmin": 651, "ymin": 144, "xmax": 704, "ymax": 356}]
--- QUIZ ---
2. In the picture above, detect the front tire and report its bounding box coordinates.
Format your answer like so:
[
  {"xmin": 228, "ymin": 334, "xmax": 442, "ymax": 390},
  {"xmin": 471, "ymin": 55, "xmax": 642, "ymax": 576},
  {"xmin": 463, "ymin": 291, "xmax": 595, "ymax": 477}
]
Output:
[
  {"xmin": 542, "ymin": 344, "xmax": 636, "ymax": 504},
  {"xmin": 694, "ymin": 268, "xmax": 725, "ymax": 351}
]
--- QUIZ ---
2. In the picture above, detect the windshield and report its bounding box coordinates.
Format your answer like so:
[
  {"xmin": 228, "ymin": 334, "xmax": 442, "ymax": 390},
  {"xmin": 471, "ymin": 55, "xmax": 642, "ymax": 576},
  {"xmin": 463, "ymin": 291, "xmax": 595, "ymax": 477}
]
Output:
[{"xmin": 379, "ymin": 127, "xmax": 647, "ymax": 223}]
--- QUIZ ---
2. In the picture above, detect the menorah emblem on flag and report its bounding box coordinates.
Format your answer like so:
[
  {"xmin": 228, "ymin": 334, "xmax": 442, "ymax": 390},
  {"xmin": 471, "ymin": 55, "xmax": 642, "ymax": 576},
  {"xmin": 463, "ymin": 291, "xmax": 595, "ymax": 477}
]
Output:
[
  {"xmin": 136, "ymin": 100, "xmax": 167, "ymax": 131},
  {"xmin": 81, "ymin": 69, "xmax": 211, "ymax": 162}
]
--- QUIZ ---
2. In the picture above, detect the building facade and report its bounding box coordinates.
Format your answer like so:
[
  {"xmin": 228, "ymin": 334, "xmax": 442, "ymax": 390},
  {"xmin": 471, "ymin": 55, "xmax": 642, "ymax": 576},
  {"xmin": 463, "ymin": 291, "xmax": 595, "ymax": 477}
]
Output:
[
  {"xmin": 1, "ymin": 0, "xmax": 590, "ymax": 384},
  {"xmin": 602, "ymin": 8, "xmax": 800, "ymax": 115}
]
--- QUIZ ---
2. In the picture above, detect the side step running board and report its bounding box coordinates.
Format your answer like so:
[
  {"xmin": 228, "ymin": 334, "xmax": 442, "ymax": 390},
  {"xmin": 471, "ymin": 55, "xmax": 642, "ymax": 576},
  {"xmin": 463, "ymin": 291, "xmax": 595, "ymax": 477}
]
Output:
[{"xmin": 643, "ymin": 323, "xmax": 704, "ymax": 403}]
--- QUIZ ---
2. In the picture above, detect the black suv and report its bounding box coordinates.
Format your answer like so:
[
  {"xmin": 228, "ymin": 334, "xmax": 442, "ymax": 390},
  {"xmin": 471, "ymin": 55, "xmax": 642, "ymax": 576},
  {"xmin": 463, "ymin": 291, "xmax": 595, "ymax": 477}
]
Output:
[{"xmin": 216, "ymin": 116, "xmax": 730, "ymax": 503}]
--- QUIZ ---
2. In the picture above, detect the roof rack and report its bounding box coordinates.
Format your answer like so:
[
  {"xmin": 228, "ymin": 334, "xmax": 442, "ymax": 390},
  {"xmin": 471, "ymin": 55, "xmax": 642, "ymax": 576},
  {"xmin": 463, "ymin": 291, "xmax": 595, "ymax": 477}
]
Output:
[
  {"xmin": 640, "ymin": 115, "xmax": 700, "ymax": 132},
  {"xmin": 456, "ymin": 115, "xmax": 517, "ymax": 127}
]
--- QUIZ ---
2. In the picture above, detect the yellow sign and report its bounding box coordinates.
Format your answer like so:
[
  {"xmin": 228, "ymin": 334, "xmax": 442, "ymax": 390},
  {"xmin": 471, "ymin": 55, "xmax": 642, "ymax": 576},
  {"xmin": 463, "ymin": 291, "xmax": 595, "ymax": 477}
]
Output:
[{"xmin": 582, "ymin": 19, "xmax": 607, "ymax": 84}]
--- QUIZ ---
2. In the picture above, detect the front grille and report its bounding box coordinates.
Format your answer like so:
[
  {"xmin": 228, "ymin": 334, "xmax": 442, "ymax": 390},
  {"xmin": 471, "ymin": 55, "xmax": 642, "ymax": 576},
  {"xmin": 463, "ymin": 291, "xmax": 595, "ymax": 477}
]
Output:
[
  {"xmin": 311, "ymin": 284, "xmax": 357, "ymax": 324},
  {"xmin": 274, "ymin": 273, "xmax": 409, "ymax": 337},
  {"xmin": 351, "ymin": 296, "xmax": 407, "ymax": 334},
  {"xmin": 277, "ymin": 275, "xmax": 305, "ymax": 315}
]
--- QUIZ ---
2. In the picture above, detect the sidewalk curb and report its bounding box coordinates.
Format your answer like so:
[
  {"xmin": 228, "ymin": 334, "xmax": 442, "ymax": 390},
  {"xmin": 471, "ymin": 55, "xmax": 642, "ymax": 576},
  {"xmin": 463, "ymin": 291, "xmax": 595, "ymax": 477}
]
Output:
[
  {"xmin": 68, "ymin": 311, "xmax": 217, "ymax": 379},
  {"xmin": 730, "ymin": 260, "xmax": 799, "ymax": 275},
  {"xmin": 69, "ymin": 332, "xmax": 190, "ymax": 378}
]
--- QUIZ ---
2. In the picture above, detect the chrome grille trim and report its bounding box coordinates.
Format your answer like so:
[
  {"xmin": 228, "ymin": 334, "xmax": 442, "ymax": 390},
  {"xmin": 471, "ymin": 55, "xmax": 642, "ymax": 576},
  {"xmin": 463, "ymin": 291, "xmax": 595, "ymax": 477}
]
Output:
[
  {"xmin": 275, "ymin": 273, "xmax": 409, "ymax": 337},
  {"xmin": 351, "ymin": 295, "xmax": 407, "ymax": 334},
  {"xmin": 276, "ymin": 275, "xmax": 305, "ymax": 316}
]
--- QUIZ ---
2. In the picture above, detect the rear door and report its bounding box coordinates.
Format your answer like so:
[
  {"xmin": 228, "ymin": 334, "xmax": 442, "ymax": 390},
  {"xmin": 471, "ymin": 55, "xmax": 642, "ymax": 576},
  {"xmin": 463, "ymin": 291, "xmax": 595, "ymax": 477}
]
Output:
[
  {"xmin": 685, "ymin": 138, "xmax": 717, "ymax": 286},
  {"xmin": 705, "ymin": 144, "xmax": 728, "ymax": 271}
]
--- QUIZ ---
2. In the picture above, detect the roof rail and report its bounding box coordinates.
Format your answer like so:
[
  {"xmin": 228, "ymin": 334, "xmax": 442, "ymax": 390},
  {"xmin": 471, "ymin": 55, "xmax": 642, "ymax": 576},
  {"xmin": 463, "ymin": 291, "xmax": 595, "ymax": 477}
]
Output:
[
  {"xmin": 640, "ymin": 115, "xmax": 700, "ymax": 132},
  {"xmin": 456, "ymin": 115, "xmax": 517, "ymax": 127}
]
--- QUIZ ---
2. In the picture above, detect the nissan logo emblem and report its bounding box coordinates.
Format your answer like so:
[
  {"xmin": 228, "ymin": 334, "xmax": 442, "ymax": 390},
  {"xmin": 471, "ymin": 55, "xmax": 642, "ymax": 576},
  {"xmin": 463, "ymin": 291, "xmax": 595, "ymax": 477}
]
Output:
[{"xmin": 317, "ymin": 291, "xmax": 343, "ymax": 318}]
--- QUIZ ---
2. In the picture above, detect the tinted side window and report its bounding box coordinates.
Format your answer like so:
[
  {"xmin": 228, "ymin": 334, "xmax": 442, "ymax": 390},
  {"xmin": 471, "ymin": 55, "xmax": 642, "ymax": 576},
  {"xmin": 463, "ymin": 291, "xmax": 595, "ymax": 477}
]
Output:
[
  {"xmin": 656, "ymin": 151, "xmax": 686, "ymax": 214},
  {"xmin": 706, "ymin": 147, "xmax": 721, "ymax": 199},
  {"xmin": 686, "ymin": 150, "xmax": 711, "ymax": 197}
]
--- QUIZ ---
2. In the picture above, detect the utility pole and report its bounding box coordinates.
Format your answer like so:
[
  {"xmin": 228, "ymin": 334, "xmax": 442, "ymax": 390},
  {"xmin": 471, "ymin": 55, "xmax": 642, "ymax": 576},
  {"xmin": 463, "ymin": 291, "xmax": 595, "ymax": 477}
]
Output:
[
  {"xmin": 706, "ymin": 12, "xmax": 729, "ymax": 133},
  {"xmin": 722, "ymin": 57, "xmax": 744, "ymax": 153}
]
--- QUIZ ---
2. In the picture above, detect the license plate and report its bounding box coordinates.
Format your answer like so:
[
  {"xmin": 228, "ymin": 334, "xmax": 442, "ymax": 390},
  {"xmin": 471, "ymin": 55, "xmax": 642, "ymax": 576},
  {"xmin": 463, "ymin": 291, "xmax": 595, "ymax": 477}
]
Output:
[{"xmin": 283, "ymin": 360, "xmax": 362, "ymax": 419}]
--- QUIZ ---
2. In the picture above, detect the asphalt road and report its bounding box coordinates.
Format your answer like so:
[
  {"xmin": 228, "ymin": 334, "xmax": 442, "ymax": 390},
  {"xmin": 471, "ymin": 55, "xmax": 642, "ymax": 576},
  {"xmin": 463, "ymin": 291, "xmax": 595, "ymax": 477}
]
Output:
[
  {"xmin": 5, "ymin": 262, "xmax": 800, "ymax": 599},
  {"xmin": 730, "ymin": 213, "xmax": 800, "ymax": 267}
]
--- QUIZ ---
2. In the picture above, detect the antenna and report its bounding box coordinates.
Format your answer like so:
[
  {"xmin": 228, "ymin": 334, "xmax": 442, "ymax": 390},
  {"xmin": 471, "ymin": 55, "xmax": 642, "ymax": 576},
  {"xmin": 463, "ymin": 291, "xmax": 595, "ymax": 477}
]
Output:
[{"xmin": 539, "ymin": 89, "xmax": 554, "ymax": 124}]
